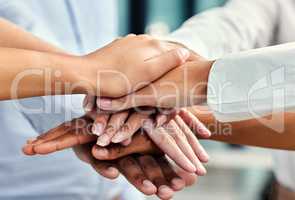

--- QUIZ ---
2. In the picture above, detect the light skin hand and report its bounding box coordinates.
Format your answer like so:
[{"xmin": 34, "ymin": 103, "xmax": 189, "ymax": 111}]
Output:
[
  {"xmin": 79, "ymin": 34, "xmax": 191, "ymax": 99},
  {"xmin": 23, "ymin": 108, "xmax": 210, "ymax": 175},
  {"xmin": 85, "ymin": 104, "xmax": 210, "ymax": 174},
  {"xmin": 0, "ymin": 34, "xmax": 189, "ymax": 100},
  {"xmin": 96, "ymin": 59, "xmax": 214, "ymax": 111},
  {"xmin": 84, "ymin": 104, "xmax": 154, "ymax": 145}
]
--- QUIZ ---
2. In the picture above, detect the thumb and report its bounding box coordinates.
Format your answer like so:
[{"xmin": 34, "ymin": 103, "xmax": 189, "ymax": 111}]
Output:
[
  {"xmin": 97, "ymin": 83, "xmax": 177, "ymax": 111},
  {"xmin": 97, "ymin": 89, "xmax": 157, "ymax": 111}
]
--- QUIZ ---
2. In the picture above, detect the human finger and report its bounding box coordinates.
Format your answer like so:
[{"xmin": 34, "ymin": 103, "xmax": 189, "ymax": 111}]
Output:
[
  {"xmin": 174, "ymin": 114, "xmax": 209, "ymax": 163},
  {"xmin": 143, "ymin": 119, "xmax": 197, "ymax": 173},
  {"xmin": 96, "ymin": 111, "xmax": 129, "ymax": 146},
  {"xmin": 166, "ymin": 120, "xmax": 207, "ymax": 176},
  {"xmin": 111, "ymin": 112, "xmax": 149, "ymax": 143},
  {"xmin": 138, "ymin": 155, "xmax": 175, "ymax": 199},
  {"xmin": 118, "ymin": 156, "xmax": 157, "ymax": 196}
]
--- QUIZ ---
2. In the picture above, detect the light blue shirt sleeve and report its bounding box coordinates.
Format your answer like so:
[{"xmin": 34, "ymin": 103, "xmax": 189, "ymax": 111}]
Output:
[{"xmin": 0, "ymin": 0, "xmax": 86, "ymax": 133}]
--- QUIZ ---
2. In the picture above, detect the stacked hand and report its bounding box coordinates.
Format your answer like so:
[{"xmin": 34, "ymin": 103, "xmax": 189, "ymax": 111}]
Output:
[
  {"xmin": 22, "ymin": 34, "xmax": 214, "ymax": 199},
  {"xmin": 23, "ymin": 110, "xmax": 208, "ymax": 199}
]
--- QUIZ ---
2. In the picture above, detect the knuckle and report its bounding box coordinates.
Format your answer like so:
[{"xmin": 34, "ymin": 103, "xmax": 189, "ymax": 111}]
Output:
[
  {"xmin": 172, "ymin": 50, "xmax": 183, "ymax": 64},
  {"xmin": 105, "ymin": 149, "xmax": 119, "ymax": 160},
  {"xmin": 149, "ymin": 39, "xmax": 163, "ymax": 49},
  {"xmin": 153, "ymin": 177, "xmax": 166, "ymax": 186},
  {"xmin": 158, "ymin": 133, "xmax": 170, "ymax": 146},
  {"xmin": 119, "ymin": 157, "xmax": 137, "ymax": 167},
  {"xmin": 120, "ymin": 123, "xmax": 131, "ymax": 133},
  {"xmin": 105, "ymin": 124, "xmax": 116, "ymax": 133},
  {"xmin": 141, "ymin": 156, "xmax": 158, "ymax": 169},
  {"xmin": 167, "ymin": 126, "xmax": 185, "ymax": 142},
  {"xmin": 133, "ymin": 173, "xmax": 145, "ymax": 183},
  {"xmin": 137, "ymin": 34, "xmax": 152, "ymax": 40}
]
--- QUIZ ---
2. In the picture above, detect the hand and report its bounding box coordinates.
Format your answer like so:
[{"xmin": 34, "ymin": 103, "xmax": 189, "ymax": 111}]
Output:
[
  {"xmin": 91, "ymin": 111, "xmax": 210, "ymax": 175},
  {"xmin": 77, "ymin": 34, "xmax": 191, "ymax": 98},
  {"xmin": 96, "ymin": 59, "xmax": 214, "ymax": 111},
  {"xmin": 23, "ymin": 109, "xmax": 211, "ymax": 175},
  {"xmin": 73, "ymin": 144, "xmax": 193, "ymax": 200},
  {"xmin": 23, "ymin": 124, "xmax": 197, "ymax": 199},
  {"xmin": 87, "ymin": 108, "xmax": 153, "ymax": 146}
]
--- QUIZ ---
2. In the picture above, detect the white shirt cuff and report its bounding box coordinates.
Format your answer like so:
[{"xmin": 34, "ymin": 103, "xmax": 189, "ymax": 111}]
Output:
[{"xmin": 207, "ymin": 44, "xmax": 295, "ymax": 122}]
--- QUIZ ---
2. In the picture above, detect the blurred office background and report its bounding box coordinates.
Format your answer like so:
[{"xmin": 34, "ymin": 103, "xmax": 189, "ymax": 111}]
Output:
[{"xmin": 118, "ymin": 0, "xmax": 273, "ymax": 200}]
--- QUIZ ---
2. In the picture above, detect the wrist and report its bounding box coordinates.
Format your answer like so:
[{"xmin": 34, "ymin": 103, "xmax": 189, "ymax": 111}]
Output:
[
  {"xmin": 191, "ymin": 60, "xmax": 214, "ymax": 104},
  {"xmin": 201, "ymin": 60, "xmax": 215, "ymax": 97},
  {"xmin": 45, "ymin": 53, "xmax": 95, "ymax": 95}
]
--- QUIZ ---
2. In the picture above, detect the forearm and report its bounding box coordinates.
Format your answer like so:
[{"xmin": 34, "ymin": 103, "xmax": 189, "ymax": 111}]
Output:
[
  {"xmin": 0, "ymin": 18, "xmax": 65, "ymax": 54},
  {"xmin": 0, "ymin": 47, "xmax": 86, "ymax": 100},
  {"xmin": 188, "ymin": 107, "xmax": 295, "ymax": 150}
]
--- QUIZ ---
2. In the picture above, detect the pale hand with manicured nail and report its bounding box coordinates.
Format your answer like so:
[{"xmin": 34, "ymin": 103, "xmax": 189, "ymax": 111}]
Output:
[{"xmin": 23, "ymin": 108, "xmax": 211, "ymax": 176}]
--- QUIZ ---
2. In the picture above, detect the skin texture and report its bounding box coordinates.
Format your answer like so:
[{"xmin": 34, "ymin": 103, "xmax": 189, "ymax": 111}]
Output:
[
  {"xmin": 24, "ymin": 108, "xmax": 295, "ymax": 158},
  {"xmin": 84, "ymin": 34, "xmax": 192, "ymax": 97},
  {"xmin": 187, "ymin": 106, "xmax": 295, "ymax": 150},
  {"xmin": 6, "ymin": 15, "xmax": 295, "ymax": 199},
  {"xmin": 23, "ymin": 126, "xmax": 197, "ymax": 199},
  {"xmin": 86, "ymin": 103, "xmax": 210, "ymax": 174},
  {"xmin": 0, "ymin": 19, "xmax": 65, "ymax": 53},
  {"xmin": 0, "ymin": 30, "xmax": 190, "ymax": 100},
  {"xmin": 97, "ymin": 59, "xmax": 214, "ymax": 111},
  {"xmin": 23, "ymin": 108, "xmax": 295, "ymax": 198},
  {"xmin": 0, "ymin": 18, "xmax": 198, "ymax": 198},
  {"xmin": 23, "ymin": 108, "xmax": 210, "ymax": 174},
  {"xmin": 73, "ymin": 143, "xmax": 193, "ymax": 200}
]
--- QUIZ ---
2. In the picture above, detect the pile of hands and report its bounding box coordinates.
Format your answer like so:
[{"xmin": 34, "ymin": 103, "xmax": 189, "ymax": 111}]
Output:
[{"xmin": 23, "ymin": 34, "xmax": 214, "ymax": 199}]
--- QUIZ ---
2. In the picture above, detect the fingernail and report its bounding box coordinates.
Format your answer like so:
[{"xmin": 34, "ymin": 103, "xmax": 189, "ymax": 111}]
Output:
[
  {"xmin": 95, "ymin": 148, "xmax": 109, "ymax": 158},
  {"xmin": 111, "ymin": 133, "xmax": 125, "ymax": 143},
  {"xmin": 83, "ymin": 98, "xmax": 93, "ymax": 112},
  {"xmin": 156, "ymin": 115, "xmax": 167, "ymax": 127},
  {"xmin": 199, "ymin": 125, "xmax": 211, "ymax": 137},
  {"xmin": 107, "ymin": 167, "xmax": 118, "ymax": 174},
  {"xmin": 200, "ymin": 151, "xmax": 210, "ymax": 162},
  {"xmin": 107, "ymin": 167, "xmax": 119, "ymax": 178},
  {"xmin": 143, "ymin": 180, "xmax": 154, "ymax": 188},
  {"xmin": 197, "ymin": 165, "xmax": 207, "ymax": 176},
  {"xmin": 121, "ymin": 138, "xmax": 132, "ymax": 146},
  {"xmin": 97, "ymin": 98, "xmax": 112, "ymax": 110},
  {"xmin": 158, "ymin": 185, "xmax": 174, "ymax": 199},
  {"xmin": 84, "ymin": 104, "xmax": 93, "ymax": 112},
  {"xmin": 178, "ymin": 48, "xmax": 190, "ymax": 60},
  {"xmin": 96, "ymin": 135, "xmax": 110, "ymax": 147},
  {"xmin": 92, "ymin": 123, "xmax": 104, "ymax": 136},
  {"xmin": 187, "ymin": 162, "xmax": 197, "ymax": 173}
]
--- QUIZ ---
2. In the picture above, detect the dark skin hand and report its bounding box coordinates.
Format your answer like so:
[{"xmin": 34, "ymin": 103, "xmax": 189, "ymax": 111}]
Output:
[
  {"xmin": 23, "ymin": 116, "xmax": 197, "ymax": 199},
  {"xmin": 75, "ymin": 143, "xmax": 188, "ymax": 200}
]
